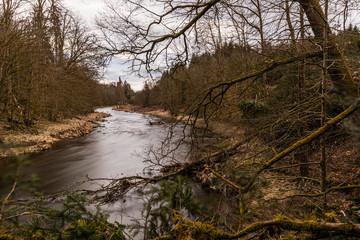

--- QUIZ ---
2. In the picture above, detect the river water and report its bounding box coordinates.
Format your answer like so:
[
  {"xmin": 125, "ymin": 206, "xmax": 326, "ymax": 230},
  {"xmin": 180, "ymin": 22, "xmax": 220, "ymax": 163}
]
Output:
[{"xmin": 22, "ymin": 107, "xmax": 188, "ymax": 225}]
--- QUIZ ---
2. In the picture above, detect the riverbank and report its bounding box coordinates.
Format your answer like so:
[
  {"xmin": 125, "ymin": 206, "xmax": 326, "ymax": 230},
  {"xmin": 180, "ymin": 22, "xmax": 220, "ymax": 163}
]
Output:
[
  {"xmin": 113, "ymin": 104, "xmax": 172, "ymax": 120},
  {"xmin": 112, "ymin": 104, "xmax": 360, "ymax": 225},
  {"xmin": 0, "ymin": 112, "xmax": 110, "ymax": 159},
  {"xmin": 113, "ymin": 104, "xmax": 248, "ymax": 141}
]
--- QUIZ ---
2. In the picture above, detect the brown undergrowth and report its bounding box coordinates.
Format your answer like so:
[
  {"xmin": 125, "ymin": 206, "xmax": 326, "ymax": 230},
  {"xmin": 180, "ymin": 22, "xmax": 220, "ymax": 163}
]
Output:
[{"xmin": 113, "ymin": 104, "xmax": 360, "ymax": 237}]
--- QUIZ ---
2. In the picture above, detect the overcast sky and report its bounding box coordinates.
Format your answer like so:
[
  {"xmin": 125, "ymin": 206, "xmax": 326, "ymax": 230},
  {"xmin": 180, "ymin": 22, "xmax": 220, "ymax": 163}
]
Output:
[{"xmin": 62, "ymin": 0, "xmax": 145, "ymax": 91}]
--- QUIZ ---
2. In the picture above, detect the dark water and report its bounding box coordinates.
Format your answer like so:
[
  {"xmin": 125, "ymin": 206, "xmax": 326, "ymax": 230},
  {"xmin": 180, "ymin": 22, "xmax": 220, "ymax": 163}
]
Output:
[
  {"xmin": 22, "ymin": 107, "xmax": 186, "ymax": 225},
  {"xmin": 25, "ymin": 107, "xmax": 169, "ymax": 194}
]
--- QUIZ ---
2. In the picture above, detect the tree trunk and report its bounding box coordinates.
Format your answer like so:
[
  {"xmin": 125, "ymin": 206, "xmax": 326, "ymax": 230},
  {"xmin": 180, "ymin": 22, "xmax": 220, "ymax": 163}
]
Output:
[{"xmin": 298, "ymin": 0, "xmax": 359, "ymax": 99}]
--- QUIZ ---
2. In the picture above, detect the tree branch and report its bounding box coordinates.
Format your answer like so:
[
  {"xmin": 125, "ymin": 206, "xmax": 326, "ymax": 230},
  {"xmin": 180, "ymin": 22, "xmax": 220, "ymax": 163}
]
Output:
[
  {"xmin": 156, "ymin": 214, "xmax": 360, "ymax": 239},
  {"xmin": 242, "ymin": 98, "xmax": 360, "ymax": 193}
]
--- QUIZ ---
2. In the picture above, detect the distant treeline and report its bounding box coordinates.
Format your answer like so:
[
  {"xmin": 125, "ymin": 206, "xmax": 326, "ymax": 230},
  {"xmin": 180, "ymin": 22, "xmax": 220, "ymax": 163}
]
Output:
[{"xmin": 0, "ymin": 0, "xmax": 133, "ymax": 127}]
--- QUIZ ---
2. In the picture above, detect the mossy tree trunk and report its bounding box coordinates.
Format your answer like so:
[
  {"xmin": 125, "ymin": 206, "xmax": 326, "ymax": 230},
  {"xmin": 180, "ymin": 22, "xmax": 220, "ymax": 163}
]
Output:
[{"xmin": 298, "ymin": 0, "xmax": 359, "ymax": 100}]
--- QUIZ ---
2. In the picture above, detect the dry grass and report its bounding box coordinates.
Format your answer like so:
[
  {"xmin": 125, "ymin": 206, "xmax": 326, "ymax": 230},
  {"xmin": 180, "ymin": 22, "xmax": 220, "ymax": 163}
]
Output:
[
  {"xmin": 115, "ymin": 104, "xmax": 360, "ymax": 224},
  {"xmin": 0, "ymin": 112, "xmax": 110, "ymax": 159}
]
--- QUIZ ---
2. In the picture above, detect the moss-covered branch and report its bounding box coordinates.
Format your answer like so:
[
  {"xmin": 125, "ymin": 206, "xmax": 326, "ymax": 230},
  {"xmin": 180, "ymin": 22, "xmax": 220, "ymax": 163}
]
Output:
[
  {"xmin": 156, "ymin": 214, "xmax": 360, "ymax": 240},
  {"xmin": 242, "ymin": 98, "xmax": 360, "ymax": 193}
]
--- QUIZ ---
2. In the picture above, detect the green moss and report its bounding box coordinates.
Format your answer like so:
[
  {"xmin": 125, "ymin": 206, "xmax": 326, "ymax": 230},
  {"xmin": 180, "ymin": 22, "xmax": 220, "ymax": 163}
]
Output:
[
  {"xmin": 274, "ymin": 215, "xmax": 291, "ymax": 224},
  {"xmin": 275, "ymin": 215, "xmax": 320, "ymax": 232},
  {"xmin": 325, "ymin": 211, "xmax": 337, "ymax": 222},
  {"xmin": 30, "ymin": 230, "xmax": 51, "ymax": 240},
  {"xmin": 274, "ymin": 215, "xmax": 360, "ymax": 236},
  {"xmin": 159, "ymin": 214, "xmax": 360, "ymax": 239},
  {"xmin": 154, "ymin": 236, "xmax": 174, "ymax": 240},
  {"xmin": 62, "ymin": 219, "xmax": 125, "ymax": 240},
  {"xmin": 0, "ymin": 226, "xmax": 16, "ymax": 240},
  {"xmin": 170, "ymin": 214, "xmax": 232, "ymax": 240}
]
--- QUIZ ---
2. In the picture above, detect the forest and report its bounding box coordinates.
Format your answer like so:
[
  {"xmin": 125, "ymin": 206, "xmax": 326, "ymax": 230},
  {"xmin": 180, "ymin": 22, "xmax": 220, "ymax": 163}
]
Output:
[
  {"xmin": 1, "ymin": 0, "xmax": 360, "ymax": 239},
  {"xmin": 0, "ymin": 0, "xmax": 134, "ymax": 127}
]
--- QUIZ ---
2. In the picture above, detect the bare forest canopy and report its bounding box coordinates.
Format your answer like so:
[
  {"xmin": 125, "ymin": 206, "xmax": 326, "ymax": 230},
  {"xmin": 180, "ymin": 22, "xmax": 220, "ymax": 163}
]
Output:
[{"xmin": 0, "ymin": 0, "xmax": 134, "ymax": 128}]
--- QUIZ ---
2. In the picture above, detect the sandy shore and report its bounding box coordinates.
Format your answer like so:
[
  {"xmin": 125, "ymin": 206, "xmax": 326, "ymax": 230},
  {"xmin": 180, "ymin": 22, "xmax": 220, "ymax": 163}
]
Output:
[{"xmin": 0, "ymin": 112, "xmax": 110, "ymax": 159}]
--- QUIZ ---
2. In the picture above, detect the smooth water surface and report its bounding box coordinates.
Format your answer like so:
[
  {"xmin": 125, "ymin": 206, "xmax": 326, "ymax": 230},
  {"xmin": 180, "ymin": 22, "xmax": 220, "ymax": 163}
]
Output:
[
  {"xmin": 25, "ymin": 107, "xmax": 170, "ymax": 194},
  {"xmin": 20, "ymin": 107, "xmax": 190, "ymax": 227}
]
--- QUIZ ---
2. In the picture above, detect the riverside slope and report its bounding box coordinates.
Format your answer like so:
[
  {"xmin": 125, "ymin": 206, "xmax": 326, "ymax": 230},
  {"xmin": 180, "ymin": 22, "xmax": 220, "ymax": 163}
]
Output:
[{"xmin": 0, "ymin": 111, "xmax": 110, "ymax": 159}]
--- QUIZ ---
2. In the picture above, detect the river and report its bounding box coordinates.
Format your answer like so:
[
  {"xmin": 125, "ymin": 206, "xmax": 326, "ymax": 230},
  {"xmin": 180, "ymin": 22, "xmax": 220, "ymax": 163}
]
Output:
[{"xmin": 22, "ymin": 107, "xmax": 189, "ymax": 226}]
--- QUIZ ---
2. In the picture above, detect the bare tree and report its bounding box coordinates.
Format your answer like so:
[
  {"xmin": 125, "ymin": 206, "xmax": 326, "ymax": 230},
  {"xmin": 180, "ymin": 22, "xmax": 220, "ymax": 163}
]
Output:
[
  {"xmin": 0, "ymin": 0, "xmax": 107, "ymax": 124},
  {"xmin": 95, "ymin": 0, "xmax": 360, "ymax": 238}
]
